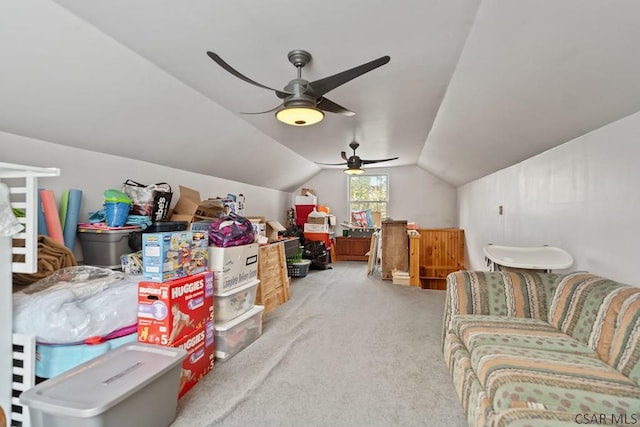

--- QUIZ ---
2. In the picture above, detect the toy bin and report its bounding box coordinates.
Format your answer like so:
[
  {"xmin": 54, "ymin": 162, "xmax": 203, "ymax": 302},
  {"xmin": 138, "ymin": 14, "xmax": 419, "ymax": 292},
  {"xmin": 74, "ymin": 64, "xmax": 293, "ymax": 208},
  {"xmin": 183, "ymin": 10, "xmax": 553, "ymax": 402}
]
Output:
[
  {"xmin": 20, "ymin": 343, "xmax": 187, "ymax": 427},
  {"xmin": 36, "ymin": 326, "xmax": 138, "ymax": 379},
  {"xmin": 77, "ymin": 225, "xmax": 141, "ymax": 269},
  {"xmin": 214, "ymin": 305, "xmax": 264, "ymax": 362},
  {"xmin": 214, "ymin": 279, "xmax": 259, "ymax": 323}
]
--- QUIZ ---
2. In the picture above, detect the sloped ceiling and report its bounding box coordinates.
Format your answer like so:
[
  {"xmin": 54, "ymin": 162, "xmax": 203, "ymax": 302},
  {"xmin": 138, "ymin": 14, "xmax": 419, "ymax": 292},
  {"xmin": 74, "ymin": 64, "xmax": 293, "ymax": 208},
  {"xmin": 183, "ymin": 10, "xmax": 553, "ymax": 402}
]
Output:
[{"xmin": 1, "ymin": 0, "xmax": 639, "ymax": 191}]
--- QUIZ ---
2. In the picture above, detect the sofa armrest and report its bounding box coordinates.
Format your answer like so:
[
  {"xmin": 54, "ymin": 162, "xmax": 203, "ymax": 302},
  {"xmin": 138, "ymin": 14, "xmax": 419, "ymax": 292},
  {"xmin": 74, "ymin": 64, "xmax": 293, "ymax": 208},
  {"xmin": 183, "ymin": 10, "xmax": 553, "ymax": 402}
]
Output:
[{"xmin": 441, "ymin": 270, "xmax": 562, "ymax": 350}]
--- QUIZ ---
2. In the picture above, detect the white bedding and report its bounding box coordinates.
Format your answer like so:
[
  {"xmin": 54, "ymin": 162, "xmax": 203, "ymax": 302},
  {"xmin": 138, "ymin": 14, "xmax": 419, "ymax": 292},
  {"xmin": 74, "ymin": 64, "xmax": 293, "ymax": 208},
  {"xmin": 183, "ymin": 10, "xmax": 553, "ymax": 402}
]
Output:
[{"xmin": 13, "ymin": 266, "xmax": 139, "ymax": 344}]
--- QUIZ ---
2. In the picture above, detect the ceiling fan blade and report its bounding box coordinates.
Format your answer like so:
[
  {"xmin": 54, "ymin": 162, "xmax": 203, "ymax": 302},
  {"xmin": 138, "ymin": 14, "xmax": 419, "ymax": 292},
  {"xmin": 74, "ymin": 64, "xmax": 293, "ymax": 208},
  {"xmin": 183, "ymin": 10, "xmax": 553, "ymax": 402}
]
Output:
[
  {"xmin": 306, "ymin": 56, "xmax": 391, "ymax": 97},
  {"xmin": 340, "ymin": 151, "xmax": 348, "ymax": 161},
  {"xmin": 315, "ymin": 161, "xmax": 348, "ymax": 166},
  {"xmin": 240, "ymin": 104, "xmax": 283, "ymax": 115},
  {"xmin": 361, "ymin": 157, "xmax": 399, "ymax": 165},
  {"xmin": 206, "ymin": 51, "xmax": 291, "ymax": 98},
  {"xmin": 316, "ymin": 97, "xmax": 355, "ymax": 116}
]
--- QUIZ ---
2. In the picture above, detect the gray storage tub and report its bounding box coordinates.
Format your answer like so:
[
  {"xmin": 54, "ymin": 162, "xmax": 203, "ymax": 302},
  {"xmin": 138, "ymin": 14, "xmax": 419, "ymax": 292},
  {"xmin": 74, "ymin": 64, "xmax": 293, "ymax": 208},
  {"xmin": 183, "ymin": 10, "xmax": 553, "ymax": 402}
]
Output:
[
  {"xmin": 20, "ymin": 342, "xmax": 187, "ymax": 427},
  {"xmin": 77, "ymin": 226, "xmax": 140, "ymax": 269}
]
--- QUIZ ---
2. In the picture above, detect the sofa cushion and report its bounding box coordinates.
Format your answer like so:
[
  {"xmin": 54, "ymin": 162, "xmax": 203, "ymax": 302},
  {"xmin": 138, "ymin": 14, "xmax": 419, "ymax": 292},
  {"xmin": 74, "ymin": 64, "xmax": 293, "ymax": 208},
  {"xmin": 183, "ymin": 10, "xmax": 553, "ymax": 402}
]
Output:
[
  {"xmin": 452, "ymin": 315, "xmax": 595, "ymax": 356},
  {"xmin": 608, "ymin": 289, "xmax": 640, "ymax": 386},
  {"xmin": 548, "ymin": 273, "xmax": 625, "ymax": 346},
  {"xmin": 447, "ymin": 271, "xmax": 561, "ymax": 320},
  {"xmin": 469, "ymin": 344, "xmax": 640, "ymax": 415},
  {"xmin": 493, "ymin": 408, "xmax": 593, "ymax": 427},
  {"xmin": 443, "ymin": 332, "xmax": 494, "ymax": 427}
]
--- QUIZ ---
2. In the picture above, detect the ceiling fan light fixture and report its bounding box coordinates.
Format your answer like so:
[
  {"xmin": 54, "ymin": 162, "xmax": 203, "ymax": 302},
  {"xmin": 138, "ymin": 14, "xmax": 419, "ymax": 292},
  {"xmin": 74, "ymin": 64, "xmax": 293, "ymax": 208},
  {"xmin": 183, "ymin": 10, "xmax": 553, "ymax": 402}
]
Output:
[
  {"xmin": 276, "ymin": 106, "xmax": 324, "ymax": 126},
  {"xmin": 344, "ymin": 167, "xmax": 365, "ymax": 175}
]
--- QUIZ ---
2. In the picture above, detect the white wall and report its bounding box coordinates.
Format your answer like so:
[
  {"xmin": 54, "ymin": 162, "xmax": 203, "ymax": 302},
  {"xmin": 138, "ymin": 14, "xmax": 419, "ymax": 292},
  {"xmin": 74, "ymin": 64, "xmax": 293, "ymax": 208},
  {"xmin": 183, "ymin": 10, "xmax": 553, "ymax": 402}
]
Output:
[
  {"xmin": 295, "ymin": 165, "xmax": 458, "ymax": 229},
  {"xmin": 458, "ymin": 111, "xmax": 640, "ymax": 285},
  {"xmin": 1, "ymin": 131, "xmax": 292, "ymax": 262}
]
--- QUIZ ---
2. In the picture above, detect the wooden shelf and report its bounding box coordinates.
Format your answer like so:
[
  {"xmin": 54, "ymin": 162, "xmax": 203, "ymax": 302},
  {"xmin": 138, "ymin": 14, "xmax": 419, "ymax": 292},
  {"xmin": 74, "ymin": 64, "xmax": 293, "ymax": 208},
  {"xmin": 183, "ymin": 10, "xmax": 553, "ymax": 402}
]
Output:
[
  {"xmin": 334, "ymin": 236, "xmax": 371, "ymax": 261},
  {"xmin": 410, "ymin": 229, "xmax": 465, "ymax": 290}
]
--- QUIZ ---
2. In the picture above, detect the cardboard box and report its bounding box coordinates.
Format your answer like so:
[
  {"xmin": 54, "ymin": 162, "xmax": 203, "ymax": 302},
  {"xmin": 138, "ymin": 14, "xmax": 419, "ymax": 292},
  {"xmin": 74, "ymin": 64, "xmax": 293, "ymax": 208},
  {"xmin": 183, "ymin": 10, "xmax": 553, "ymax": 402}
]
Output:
[
  {"xmin": 247, "ymin": 216, "xmax": 266, "ymax": 238},
  {"xmin": 137, "ymin": 271, "xmax": 214, "ymax": 346},
  {"xmin": 307, "ymin": 215, "xmax": 329, "ymax": 225},
  {"xmin": 172, "ymin": 185, "xmax": 225, "ymax": 224},
  {"xmin": 266, "ymin": 220, "xmax": 286, "ymax": 243},
  {"xmin": 208, "ymin": 243, "xmax": 259, "ymax": 292},
  {"xmin": 142, "ymin": 231, "xmax": 193, "ymax": 282},
  {"xmin": 174, "ymin": 320, "xmax": 215, "ymax": 398},
  {"xmin": 304, "ymin": 223, "xmax": 330, "ymax": 233},
  {"xmin": 190, "ymin": 230, "xmax": 209, "ymax": 274}
]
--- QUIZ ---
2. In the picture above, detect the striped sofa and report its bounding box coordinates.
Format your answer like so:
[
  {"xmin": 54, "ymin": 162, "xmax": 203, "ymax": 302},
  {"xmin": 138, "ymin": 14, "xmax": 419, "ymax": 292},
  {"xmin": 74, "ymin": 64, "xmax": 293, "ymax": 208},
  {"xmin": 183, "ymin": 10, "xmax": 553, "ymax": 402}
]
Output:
[{"xmin": 442, "ymin": 271, "xmax": 640, "ymax": 427}]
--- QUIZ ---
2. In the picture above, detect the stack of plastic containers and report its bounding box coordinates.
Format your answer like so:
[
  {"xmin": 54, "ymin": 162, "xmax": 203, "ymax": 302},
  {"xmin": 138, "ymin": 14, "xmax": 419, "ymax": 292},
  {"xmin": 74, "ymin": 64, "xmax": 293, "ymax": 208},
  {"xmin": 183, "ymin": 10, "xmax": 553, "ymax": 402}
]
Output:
[{"xmin": 208, "ymin": 242, "xmax": 265, "ymax": 361}]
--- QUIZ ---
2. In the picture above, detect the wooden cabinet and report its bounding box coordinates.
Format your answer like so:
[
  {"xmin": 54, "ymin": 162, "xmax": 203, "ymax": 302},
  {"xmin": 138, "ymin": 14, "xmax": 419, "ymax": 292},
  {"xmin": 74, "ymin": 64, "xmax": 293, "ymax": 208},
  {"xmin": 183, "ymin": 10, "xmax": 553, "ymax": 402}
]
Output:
[
  {"xmin": 412, "ymin": 228, "xmax": 465, "ymax": 290},
  {"xmin": 381, "ymin": 220, "xmax": 408, "ymax": 280},
  {"xmin": 334, "ymin": 236, "xmax": 371, "ymax": 261}
]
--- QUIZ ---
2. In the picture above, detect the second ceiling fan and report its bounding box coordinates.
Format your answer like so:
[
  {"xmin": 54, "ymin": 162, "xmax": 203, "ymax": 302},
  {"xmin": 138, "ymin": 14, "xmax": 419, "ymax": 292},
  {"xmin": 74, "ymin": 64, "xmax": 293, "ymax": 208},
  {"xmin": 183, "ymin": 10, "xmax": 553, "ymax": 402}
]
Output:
[
  {"xmin": 206, "ymin": 50, "xmax": 390, "ymax": 126},
  {"xmin": 316, "ymin": 141, "xmax": 399, "ymax": 175}
]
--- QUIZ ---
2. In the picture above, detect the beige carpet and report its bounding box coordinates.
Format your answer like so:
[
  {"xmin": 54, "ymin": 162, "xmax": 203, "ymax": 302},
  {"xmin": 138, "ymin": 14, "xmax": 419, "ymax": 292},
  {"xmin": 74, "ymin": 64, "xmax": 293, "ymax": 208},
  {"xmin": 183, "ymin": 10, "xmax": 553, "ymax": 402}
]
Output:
[{"xmin": 172, "ymin": 261, "xmax": 466, "ymax": 427}]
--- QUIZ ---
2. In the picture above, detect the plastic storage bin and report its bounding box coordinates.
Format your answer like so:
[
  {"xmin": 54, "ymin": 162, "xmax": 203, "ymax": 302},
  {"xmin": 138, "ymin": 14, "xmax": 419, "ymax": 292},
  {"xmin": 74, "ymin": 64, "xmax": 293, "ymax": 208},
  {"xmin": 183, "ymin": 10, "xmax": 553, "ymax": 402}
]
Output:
[
  {"xmin": 287, "ymin": 259, "xmax": 311, "ymax": 278},
  {"xmin": 214, "ymin": 279, "xmax": 259, "ymax": 323},
  {"xmin": 20, "ymin": 343, "xmax": 187, "ymax": 427},
  {"xmin": 283, "ymin": 237, "xmax": 300, "ymax": 258},
  {"xmin": 295, "ymin": 204, "xmax": 316, "ymax": 226},
  {"xmin": 214, "ymin": 305, "xmax": 264, "ymax": 361},
  {"xmin": 36, "ymin": 328, "xmax": 138, "ymax": 379},
  {"xmin": 77, "ymin": 225, "xmax": 140, "ymax": 269}
]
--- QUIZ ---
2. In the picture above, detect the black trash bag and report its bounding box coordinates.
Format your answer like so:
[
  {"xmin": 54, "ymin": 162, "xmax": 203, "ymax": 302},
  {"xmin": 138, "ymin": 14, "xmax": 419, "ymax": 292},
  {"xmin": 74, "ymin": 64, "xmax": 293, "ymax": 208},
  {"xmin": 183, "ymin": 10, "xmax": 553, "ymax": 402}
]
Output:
[
  {"xmin": 283, "ymin": 224, "xmax": 303, "ymax": 240},
  {"xmin": 302, "ymin": 240, "xmax": 327, "ymax": 260},
  {"xmin": 303, "ymin": 240, "xmax": 331, "ymax": 270}
]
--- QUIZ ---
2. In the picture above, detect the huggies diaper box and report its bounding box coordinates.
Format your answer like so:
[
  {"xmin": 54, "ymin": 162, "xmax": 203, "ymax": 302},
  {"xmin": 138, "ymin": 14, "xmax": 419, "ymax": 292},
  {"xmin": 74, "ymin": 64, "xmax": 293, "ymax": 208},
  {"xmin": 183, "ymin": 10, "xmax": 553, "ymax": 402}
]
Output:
[
  {"xmin": 208, "ymin": 243, "xmax": 259, "ymax": 292},
  {"xmin": 142, "ymin": 231, "xmax": 193, "ymax": 282},
  {"xmin": 137, "ymin": 271, "xmax": 214, "ymax": 346},
  {"xmin": 174, "ymin": 320, "xmax": 215, "ymax": 398}
]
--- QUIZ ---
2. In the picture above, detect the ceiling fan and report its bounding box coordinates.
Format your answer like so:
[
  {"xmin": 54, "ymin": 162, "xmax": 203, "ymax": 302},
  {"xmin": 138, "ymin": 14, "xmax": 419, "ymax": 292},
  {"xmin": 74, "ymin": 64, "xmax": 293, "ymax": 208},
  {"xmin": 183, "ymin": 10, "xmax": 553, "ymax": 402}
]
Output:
[
  {"xmin": 206, "ymin": 50, "xmax": 390, "ymax": 126},
  {"xmin": 315, "ymin": 141, "xmax": 399, "ymax": 175}
]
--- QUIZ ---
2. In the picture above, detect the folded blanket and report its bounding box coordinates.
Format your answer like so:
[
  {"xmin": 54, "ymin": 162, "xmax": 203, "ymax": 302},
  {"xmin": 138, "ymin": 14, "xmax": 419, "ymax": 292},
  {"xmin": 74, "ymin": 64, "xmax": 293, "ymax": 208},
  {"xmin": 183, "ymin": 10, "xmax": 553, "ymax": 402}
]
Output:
[{"xmin": 13, "ymin": 235, "xmax": 78, "ymax": 286}]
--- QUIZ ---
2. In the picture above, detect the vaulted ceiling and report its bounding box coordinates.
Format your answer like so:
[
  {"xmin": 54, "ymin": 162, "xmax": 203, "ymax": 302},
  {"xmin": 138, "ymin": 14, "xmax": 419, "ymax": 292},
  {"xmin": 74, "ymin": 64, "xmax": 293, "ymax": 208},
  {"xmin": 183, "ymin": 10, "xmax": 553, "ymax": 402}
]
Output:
[{"xmin": 2, "ymin": 1, "xmax": 640, "ymax": 191}]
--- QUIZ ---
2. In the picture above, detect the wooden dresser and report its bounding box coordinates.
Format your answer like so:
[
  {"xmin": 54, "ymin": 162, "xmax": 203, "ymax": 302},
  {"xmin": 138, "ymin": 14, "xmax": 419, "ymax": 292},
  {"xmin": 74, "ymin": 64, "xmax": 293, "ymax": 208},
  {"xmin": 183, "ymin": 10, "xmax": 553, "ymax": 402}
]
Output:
[{"xmin": 334, "ymin": 236, "xmax": 371, "ymax": 261}]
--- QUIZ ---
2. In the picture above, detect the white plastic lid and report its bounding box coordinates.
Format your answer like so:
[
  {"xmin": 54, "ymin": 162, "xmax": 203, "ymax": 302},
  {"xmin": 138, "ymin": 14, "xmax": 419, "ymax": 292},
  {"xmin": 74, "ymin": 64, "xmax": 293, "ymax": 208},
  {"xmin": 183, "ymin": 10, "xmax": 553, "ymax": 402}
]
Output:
[
  {"xmin": 214, "ymin": 305, "xmax": 264, "ymax": 331},
  {"xmin": 19, "ymin": 343, "xmax": 186, "ymax": 417}
]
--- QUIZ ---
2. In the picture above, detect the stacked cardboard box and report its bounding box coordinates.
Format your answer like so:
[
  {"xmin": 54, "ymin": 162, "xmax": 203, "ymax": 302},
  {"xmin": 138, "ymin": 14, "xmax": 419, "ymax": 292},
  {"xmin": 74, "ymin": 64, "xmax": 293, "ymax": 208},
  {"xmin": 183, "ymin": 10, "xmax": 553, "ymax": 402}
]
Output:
[
  {"xmin": 137, "ymin": 271, "xmax": 215, "ymax": 398},
  {"xmin": 138, "ymin": 229, "xmax": 215, "ymax": 398},
  {"xmin": 169, "ymin": 185, "xmax": 225, "ymax": 225}
]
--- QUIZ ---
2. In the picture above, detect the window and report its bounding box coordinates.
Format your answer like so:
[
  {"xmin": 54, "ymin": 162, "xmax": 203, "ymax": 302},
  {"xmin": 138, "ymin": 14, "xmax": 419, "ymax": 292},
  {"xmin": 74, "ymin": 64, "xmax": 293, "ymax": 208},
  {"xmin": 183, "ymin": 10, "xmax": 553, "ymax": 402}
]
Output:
[{"xmin": 348, "ymin": 174, "xmax": 389, "ymax": 221}]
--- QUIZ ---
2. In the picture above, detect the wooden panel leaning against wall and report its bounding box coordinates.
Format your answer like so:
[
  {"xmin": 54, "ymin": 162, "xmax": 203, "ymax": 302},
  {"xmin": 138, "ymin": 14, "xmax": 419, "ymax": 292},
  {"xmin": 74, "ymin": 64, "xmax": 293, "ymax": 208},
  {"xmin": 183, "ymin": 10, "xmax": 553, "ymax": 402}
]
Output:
[{"xmin": 381, "ymin": 220, "xmax": 409, "ymax": 280}]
